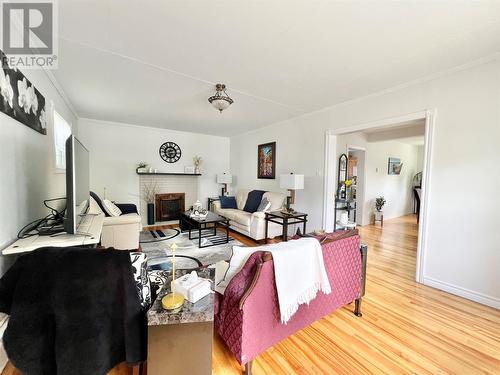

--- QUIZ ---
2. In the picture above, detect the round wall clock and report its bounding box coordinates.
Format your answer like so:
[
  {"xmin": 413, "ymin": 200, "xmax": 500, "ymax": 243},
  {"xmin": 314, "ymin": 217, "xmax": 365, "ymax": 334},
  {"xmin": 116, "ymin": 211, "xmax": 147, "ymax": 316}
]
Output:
[{"xmin": 159, "ymin": 142, "xmax": 182, "ymax": 163}]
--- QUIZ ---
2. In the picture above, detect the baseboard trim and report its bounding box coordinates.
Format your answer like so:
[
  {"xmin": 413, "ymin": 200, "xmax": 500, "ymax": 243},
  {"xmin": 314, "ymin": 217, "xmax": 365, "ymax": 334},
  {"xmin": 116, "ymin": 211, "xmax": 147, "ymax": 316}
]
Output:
[{"xmin": 423, "ymin": 276, "xmax": 500, "ymax": 309}]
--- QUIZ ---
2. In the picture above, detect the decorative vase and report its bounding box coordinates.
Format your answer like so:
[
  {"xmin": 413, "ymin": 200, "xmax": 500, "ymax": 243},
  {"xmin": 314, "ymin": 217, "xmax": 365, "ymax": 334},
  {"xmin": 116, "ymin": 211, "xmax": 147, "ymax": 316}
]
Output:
[
  {"xmin": 147, "ymin": 203, "xmax": 155, "ymax": 225},
  {"xmin": 374, "ymin": 211, "xmax": 383, "ymax": 220},
  {"xmin": 347, "ymin": 187, "xmax": 353, "ymax": 200},
  {"xmin": 194, "ymin": 166, "xmax": 200, "ymax": 174}
]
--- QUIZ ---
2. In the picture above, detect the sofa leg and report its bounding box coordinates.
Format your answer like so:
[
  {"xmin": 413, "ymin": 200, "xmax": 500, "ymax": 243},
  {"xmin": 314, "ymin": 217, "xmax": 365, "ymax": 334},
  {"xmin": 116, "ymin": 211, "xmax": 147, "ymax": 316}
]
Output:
[
  {"xmin": 354, "ymin": 298, "xmax": 362, "ymax": 317},
  {"xmin": 244, "ymin": 360, "xmax": 253, "ymax": 375}
]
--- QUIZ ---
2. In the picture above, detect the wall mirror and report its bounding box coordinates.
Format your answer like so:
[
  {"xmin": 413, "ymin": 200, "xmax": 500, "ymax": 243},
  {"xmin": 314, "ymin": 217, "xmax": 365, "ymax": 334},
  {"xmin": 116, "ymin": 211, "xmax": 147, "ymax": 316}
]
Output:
[{"xmin": 337, "ymin": 153, "xmax": 348, "ymax": 199}]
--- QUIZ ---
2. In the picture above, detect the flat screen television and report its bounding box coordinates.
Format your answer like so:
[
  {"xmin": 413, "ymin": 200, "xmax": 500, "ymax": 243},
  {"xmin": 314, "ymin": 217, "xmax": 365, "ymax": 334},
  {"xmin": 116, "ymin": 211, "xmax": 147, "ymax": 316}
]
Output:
[{"xmin": 64, "ymin": 135, "xmax": 90, "ymax": 234}]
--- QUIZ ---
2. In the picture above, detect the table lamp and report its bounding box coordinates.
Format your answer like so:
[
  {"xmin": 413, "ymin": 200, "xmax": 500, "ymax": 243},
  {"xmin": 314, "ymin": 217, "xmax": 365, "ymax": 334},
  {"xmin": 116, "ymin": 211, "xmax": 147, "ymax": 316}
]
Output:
[
  {"xmin": 162, "ymin": 243, "xmax": 185, "ymax": 310},
  {"xmin": 217, "ymin": 173, "xmax": 233, "ymax": 196},
  {"xmin": 280, "ymin": 173, "xmax": 304, "ymax": 211}
]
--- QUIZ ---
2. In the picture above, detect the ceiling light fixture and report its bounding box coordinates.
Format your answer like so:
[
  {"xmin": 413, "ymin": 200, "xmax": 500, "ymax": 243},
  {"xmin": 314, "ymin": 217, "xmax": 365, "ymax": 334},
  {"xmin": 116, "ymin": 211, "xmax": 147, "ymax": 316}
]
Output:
[{"xmin": 208, "ymin": 83, "xmax": 233, "ymax": 113}]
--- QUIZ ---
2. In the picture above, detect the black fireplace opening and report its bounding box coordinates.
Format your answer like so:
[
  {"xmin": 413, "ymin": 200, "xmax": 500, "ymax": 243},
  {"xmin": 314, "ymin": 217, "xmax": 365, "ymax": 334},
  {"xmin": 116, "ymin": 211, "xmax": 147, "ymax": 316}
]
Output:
[{"xmin": 155, "ymin": 193, "xmax": 185, "ymax": 222}]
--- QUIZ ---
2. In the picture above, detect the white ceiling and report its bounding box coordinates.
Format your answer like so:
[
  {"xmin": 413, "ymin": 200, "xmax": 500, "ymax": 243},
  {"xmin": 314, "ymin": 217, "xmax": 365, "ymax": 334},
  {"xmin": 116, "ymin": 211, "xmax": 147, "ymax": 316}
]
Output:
[{"xmin": 54, "ymin": 0, "xmax": 500, "ymax": 136}]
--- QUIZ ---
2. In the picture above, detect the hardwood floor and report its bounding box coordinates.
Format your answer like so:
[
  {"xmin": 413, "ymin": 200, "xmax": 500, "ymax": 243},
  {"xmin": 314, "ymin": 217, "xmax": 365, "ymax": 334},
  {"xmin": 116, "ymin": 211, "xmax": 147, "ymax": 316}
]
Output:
[
  {"xmin": 3, "ymin": 215, "xmax": 499, "ymax": 374},
  {"xmin": 212, "ymin": 215, "xmax": 500, "ymax": 374}
]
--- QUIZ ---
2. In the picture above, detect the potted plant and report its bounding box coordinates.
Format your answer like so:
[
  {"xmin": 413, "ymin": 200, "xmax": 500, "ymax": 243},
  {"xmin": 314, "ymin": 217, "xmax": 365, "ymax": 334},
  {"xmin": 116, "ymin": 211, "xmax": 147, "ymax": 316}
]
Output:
[
  {"xmin": 375, "ymin": 196, "xmax": 386, "ymax": 211},
  {"xmin": 136, "ymin": 162, "xmax": 148, "ymax": 174},
  {"xmin": 143, "ymin": 182, "xmax": 158, "ymax": 225},
  {"xmin": 375, "ymin": 196, "xmax": 386, "ymax": 220}
]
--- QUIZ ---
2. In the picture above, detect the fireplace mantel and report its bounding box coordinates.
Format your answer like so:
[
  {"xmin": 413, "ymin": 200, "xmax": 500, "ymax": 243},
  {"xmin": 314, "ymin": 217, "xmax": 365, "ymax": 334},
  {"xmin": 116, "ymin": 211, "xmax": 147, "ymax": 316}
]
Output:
[{"xmin": 137, "ymin": 172, "xmax": 201, "ymax": 176}]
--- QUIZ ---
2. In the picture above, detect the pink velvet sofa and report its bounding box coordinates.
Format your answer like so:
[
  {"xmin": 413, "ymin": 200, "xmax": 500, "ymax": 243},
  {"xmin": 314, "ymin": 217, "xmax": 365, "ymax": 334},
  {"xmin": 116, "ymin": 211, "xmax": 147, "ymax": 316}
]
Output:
[{"xmin": 214, "ymin": 230, "xmax": 367, "ymax": 374}]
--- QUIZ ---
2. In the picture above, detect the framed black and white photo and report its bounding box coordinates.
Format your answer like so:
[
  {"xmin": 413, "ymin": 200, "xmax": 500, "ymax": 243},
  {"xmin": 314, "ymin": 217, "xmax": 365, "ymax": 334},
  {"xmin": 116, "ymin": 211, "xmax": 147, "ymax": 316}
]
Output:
[{"xmin": 0, "ymin": 49, "xmax": 47, "ymax": 135}]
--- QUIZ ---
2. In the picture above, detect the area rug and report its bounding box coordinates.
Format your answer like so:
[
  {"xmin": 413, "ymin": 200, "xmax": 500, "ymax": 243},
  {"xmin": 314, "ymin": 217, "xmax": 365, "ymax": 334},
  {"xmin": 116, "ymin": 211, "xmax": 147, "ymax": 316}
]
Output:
[{"xmin": 139, "ymin": 227, "xmax": 241, "ymax": 270}]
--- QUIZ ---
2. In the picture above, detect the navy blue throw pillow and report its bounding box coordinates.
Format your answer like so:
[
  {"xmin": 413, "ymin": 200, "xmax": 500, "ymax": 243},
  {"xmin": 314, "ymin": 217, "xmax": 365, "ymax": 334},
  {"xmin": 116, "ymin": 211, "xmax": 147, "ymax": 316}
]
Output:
[
  {"xmin": 219, "ymin": 196, "xmax": 237, "ymax": 209},
  {"xmin": 243, "ymin": 190, "xmax": 266, "ymax": 213}
]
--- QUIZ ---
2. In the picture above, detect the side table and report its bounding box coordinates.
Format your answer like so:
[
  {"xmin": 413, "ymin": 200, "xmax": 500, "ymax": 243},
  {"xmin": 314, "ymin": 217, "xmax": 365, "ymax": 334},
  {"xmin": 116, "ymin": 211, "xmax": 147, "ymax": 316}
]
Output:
[
  {"xmin": 373, "ymin": 211, "xmax": 384, "ymax": 226},
  {"xmin": 265, "ymin": 211, "xmax": 308, "ymax": 243},
  {"xmin": 147, "ymin": 268, "xmax": 215, "ymax": 375}
]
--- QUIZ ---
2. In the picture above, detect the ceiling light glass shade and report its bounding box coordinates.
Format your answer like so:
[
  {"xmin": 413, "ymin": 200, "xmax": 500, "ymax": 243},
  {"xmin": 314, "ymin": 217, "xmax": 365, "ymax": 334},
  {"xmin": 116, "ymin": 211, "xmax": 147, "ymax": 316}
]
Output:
[
  {"xmin": 280, "ymin": 173, "xmax": 304, "ymax": 190},
  {"xmin": 208, "ymin": 83, "xmax": 234, "ymax": 113},
  {"xmin": 210, "ymin": 98, "xmax": 232, "ymax": 112}
]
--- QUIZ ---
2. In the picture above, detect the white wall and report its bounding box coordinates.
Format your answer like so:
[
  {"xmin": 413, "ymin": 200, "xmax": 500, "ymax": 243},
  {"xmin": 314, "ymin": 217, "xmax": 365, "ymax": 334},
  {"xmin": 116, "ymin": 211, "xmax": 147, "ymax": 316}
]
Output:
[
  {"xmin": 416, "ymin": 145, "xmax": 425, "ymax": 172},
  {"xmin": 231, "ymin": 58, "xmax": 500, "ymax": 308},
  {"xmin": 230, "ymin": 116, "xmax": 329, "ymax": 232},
  {"xmin": 362, "ymin": 141, "xmax": 419, "ymax": 224},
  {"xmin": 77, "ymin": 118, "xmax": 230, "ymax": 219},
  {"xmin": 0, "ymin": 70, "xmax": 77, "ymax": 275}
]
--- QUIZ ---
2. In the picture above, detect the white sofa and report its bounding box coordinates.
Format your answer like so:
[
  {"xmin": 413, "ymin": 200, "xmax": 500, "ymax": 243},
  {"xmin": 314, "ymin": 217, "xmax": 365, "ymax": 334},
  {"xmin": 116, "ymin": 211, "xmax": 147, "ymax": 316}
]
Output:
[
  {"xmin": 89, "ymin": 193, "xmax": 142, "ymax": 250},
  {"xmin": 101, "ymin": 213, "xmax": 142, "ymax": 250},
  {"xmin": 213, "ymin": 190, "xmax": 286, "ymax": 241}
]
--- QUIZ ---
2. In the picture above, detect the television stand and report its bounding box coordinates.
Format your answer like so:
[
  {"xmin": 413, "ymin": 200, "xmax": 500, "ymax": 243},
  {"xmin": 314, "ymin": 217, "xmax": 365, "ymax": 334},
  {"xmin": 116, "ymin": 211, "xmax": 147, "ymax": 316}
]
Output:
[{"xmin": 3, "ymin": 214, "xmax": 104, "ymax": 255}]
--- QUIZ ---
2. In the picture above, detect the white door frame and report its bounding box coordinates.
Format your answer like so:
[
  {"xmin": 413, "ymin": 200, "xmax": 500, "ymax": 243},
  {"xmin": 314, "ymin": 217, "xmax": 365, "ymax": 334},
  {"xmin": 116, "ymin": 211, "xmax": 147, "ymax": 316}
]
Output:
[{"xmin": 322, "ymin": 109, "xmax": 436, "ymax": 283}]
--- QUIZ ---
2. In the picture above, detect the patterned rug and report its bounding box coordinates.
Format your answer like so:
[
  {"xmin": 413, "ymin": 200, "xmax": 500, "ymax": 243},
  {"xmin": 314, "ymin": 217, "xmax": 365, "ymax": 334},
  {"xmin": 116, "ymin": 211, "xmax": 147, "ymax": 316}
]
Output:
[{"xmin": 139, "ymin": 227, "xmax": 241, "ymax": 271}]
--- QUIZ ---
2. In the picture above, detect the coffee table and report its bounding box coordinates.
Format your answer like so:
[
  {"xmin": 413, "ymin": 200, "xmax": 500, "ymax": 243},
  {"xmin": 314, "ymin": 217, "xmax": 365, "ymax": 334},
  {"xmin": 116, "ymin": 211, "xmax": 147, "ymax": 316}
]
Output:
[{"xmin": 179, "ymin": 211, "xmax": 229, "ymax": 248}]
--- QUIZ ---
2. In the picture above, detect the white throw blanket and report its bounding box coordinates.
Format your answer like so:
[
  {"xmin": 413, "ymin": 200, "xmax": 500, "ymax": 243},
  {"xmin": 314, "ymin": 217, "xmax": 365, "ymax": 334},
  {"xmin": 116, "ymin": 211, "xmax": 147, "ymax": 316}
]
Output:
[{"xmin": 264, "ymin": 237, "xmax": 331, "ymax": 324}]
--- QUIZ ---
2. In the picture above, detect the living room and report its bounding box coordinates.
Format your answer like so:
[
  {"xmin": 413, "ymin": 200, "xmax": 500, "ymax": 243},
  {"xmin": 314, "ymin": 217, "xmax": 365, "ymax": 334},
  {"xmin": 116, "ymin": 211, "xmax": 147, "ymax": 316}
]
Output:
[{"xmin": 1, "ymin": 1, "xmax": 499, "ymax": 375}]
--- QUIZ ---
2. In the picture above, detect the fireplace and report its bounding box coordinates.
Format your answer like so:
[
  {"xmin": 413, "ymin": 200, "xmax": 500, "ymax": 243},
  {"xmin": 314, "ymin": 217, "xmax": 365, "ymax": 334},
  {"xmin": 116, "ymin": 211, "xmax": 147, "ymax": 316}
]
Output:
[{"xmin": 155, "ymin": 193, "xmax": 185, "ymax": 222}]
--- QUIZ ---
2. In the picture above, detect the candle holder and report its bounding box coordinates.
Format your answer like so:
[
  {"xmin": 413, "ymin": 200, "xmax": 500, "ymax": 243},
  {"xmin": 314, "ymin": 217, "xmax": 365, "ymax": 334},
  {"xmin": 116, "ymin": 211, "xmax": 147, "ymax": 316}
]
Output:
[{"xmin": 162, "ymin": 243, "xmax": 185, "ymax": 310}]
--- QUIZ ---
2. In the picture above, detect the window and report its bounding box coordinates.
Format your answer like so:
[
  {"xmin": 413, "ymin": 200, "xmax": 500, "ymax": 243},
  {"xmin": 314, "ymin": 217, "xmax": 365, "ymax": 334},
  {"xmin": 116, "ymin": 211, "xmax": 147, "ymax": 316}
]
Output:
[{"xmin": 53, "ymin": 111, "xmax": 72, "ymax": 170}]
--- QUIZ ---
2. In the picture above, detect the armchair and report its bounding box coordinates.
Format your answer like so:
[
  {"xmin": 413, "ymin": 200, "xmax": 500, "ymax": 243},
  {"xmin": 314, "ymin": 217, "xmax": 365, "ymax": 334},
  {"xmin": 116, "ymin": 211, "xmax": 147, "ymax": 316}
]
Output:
[{"xmin": 90, "ymin": 192, "xmax": 142, "ymax": 250}]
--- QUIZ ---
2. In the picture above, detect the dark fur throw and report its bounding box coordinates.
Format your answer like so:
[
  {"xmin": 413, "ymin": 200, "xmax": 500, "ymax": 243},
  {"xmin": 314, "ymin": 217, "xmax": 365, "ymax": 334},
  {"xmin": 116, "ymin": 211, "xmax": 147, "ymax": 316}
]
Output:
[{"xmin": 0, "ymin": 247, "xmax": 146, "ymax": 375}]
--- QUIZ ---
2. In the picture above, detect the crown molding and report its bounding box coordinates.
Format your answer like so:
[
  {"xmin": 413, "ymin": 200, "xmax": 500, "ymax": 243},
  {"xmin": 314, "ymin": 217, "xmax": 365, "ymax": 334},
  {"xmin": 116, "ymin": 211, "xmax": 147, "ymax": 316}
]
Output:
[
  {"xmin": 41, "ymin": 69, "xmax": 79, "ymax": 119},
  {"xmin": 78, "ymin": 117, "xmax": 231, "ymax": 140}
]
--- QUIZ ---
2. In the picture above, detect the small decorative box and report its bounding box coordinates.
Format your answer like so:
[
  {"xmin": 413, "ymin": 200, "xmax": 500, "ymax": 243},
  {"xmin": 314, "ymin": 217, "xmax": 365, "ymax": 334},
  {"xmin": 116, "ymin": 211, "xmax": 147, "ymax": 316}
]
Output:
[{"xmin": 171, "ymin": 271, "xmax": 211, "ymax": 303}]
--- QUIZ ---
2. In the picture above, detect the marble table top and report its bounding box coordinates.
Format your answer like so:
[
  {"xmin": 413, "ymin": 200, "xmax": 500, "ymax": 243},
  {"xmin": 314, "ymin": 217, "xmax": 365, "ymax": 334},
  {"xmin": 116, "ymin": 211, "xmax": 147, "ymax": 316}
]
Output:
[{"xmin": 147, "ymin": 268, "xmax": 215, "ymax": 326}]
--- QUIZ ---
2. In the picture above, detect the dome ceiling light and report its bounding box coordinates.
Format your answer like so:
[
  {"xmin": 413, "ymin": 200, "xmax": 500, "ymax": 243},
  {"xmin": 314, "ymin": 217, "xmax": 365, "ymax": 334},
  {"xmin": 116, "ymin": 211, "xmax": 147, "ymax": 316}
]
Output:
[{"xmin": 208, "ymin": 83, "xmax": 233, "ymax": 113}]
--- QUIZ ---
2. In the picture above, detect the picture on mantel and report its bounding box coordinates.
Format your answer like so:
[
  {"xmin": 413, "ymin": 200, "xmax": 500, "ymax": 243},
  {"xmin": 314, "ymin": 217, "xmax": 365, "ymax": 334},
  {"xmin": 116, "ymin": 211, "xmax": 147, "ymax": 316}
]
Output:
[{"xmin": 0, "ymin": 49, "xmax": 47, "ymax": 135}]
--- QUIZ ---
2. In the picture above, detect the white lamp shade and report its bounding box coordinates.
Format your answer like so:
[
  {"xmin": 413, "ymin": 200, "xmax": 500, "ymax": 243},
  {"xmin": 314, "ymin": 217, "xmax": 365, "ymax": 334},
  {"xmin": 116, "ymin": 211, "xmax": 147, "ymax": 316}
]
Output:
[
  {"xmin": 280, "ymin": 174, "xmax": 304, "ymax": 190},
  {"xmin": 217, "ymin": 173, "xmax": 233, "ymax": 184}
]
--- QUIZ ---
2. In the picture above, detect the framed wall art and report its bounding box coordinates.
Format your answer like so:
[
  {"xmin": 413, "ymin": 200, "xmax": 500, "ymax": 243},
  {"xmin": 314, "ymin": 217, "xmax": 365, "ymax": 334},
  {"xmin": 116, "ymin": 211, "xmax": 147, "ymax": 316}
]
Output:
[
  {"xmin": 257, "ymin": 142, "xmax": 276, "ymax": 179},
  {"xmin": 0, "ymin": 49, "xmax": 47, "ymax": 135},
  {"xmin": 388, "ymin": 157, "xmax": 403, "ymax": 175}
]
